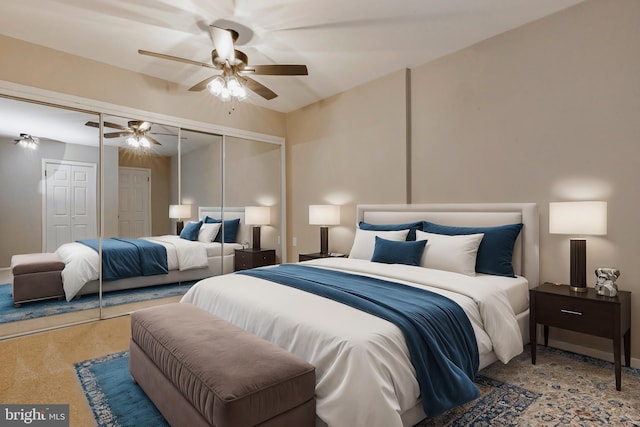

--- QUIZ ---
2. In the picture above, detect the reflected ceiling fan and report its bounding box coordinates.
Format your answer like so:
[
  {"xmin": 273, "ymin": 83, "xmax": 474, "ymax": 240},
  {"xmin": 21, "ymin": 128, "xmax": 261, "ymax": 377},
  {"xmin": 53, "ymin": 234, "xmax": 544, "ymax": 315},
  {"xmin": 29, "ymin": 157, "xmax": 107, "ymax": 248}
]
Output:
[
  {"xmin": 14, "ymin": 133, "xmax": 39, "ymax": 149},
  {"xmin": 85, "ymin": 120, "xmax": 167, "ymax": 147},
  {"xmin": 139, "ymin": 26, "xmax": 308, "ymax": 101}
]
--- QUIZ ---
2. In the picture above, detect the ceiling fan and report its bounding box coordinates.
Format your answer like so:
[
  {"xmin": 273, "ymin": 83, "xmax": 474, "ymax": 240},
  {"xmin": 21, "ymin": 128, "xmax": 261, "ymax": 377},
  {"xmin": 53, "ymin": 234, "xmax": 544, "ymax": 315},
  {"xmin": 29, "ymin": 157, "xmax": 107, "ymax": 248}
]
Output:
[
  {"xmin": 14, "ymin": 133, "xmax": 39, "ymax": 149},
  {"xmin": 84, "ymin": 120, "xmax": 165, "ymax": 147},
  {"xmin": 138, "ymin": 26, "xmax": 308, "ymax": 100}
]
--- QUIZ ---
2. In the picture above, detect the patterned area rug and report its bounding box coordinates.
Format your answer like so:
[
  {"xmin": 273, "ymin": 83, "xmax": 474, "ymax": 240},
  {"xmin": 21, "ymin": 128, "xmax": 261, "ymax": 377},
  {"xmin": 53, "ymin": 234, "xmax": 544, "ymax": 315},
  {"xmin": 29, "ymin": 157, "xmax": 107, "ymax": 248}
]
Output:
[
  {"xmin": 76, "ymin": 345, "xmax": 640, "ymax": 427},
  {"xmin": 0, "ymin": 282, "xmax": 194, "ymax": 324}
]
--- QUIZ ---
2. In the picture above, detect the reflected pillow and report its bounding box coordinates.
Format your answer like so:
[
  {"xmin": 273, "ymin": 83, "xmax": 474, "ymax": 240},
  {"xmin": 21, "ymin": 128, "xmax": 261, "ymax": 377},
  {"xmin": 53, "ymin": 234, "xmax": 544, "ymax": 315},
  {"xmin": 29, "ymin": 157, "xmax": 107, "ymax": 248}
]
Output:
[
  {"xmin": 358, "ymin": 221, "xmax": 424, "ymax": 241},
  {"xmin": 180, "ymin": 221, "xmax": 202, "ymax": 241},
  {"xmin": 371, "ymin": 236, "xmax": 427, "ymax": 266},
  {"xmin": 204, "ymin": 216, "xmax": 241, "ymax": 243},
  {"xmin": 349, "ymin": 228, "xmax": 410, "ymax": 261},
  {"xmin": 422, "ymin": 222, "xmax": 523, "ymax": 277},
  {"xmin": 415, "ymin": 230, "xmax": 483, "ymax": 276},
  {"xmin": 197, "ymin": 222, "xmax": 222, "ymax": 243}
]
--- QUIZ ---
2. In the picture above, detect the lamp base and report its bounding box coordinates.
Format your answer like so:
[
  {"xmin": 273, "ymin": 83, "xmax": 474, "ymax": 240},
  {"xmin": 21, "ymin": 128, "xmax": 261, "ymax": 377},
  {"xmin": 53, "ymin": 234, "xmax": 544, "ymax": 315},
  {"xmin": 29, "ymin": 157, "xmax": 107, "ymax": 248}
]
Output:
[
  {"xmin": 569, "ymin": 285, "xmax": 588, "ymax": 293},
  {"xmin": 176, "ymin": 220, "xmax": 184, "ymax": 235}
]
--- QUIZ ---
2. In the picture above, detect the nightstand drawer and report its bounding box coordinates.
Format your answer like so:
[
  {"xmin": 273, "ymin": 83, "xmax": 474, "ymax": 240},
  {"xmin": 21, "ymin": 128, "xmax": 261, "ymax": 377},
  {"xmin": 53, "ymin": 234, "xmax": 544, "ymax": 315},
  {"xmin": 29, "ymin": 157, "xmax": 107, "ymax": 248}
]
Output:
[
  {"xmin": 234, "ymin": 249, "xmax": 276, "ymax": 271},
  {"xmin": 536, "ymin": 293, "xmax": 614, "ymax": 338}
]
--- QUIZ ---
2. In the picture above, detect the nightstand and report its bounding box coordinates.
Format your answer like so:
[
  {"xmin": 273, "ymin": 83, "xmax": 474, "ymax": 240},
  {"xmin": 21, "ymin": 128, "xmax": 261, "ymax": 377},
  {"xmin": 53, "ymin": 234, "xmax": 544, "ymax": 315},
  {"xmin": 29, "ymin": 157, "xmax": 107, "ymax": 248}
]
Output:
[
  {"xmin": 529, "ymin": 282, "xmax": 631, "ymax": 391},
  {"xmin": 234, "ymin": 249, "xmax": 276, "ymax": 271},
  {"xmin": 298, "ymin": 252, "xmax": 346, "ymax": 262}
]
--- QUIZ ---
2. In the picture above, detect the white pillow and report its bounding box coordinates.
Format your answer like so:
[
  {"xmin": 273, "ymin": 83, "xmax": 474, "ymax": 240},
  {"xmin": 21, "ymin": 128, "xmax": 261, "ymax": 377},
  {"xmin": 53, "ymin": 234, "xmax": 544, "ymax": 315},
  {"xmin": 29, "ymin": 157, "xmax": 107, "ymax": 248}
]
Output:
[
  {"xmin": 415, "ymin": 230, "xmax": 484, "ymax": 276},
  {"xmin": 349, "ymin": 229, "xmax": 410, "ymax": 260},
  {"xmin": 197, "ymin": 222, "xmax": 221, "ymax": 243}
]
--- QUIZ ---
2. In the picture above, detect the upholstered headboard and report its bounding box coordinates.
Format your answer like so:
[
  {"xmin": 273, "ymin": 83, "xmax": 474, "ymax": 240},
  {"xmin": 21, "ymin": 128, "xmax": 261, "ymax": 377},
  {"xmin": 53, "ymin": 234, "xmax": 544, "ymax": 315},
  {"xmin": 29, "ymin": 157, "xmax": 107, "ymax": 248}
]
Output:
[
  {"xmin": 356, "ymin": 203, "xmax": 539, "ymax": 288},
  {"xmin": 197, "ymin": 206, "xmax": 249, "ymax": 244}
]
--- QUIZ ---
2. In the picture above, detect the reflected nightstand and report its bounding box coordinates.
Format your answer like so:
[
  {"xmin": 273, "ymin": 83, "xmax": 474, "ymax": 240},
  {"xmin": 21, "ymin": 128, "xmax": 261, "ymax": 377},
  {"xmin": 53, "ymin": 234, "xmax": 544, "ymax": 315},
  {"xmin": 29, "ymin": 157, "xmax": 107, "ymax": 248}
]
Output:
[{"xmin": 234, "ymin": 249, "xmax": 276, "ymax": 271}]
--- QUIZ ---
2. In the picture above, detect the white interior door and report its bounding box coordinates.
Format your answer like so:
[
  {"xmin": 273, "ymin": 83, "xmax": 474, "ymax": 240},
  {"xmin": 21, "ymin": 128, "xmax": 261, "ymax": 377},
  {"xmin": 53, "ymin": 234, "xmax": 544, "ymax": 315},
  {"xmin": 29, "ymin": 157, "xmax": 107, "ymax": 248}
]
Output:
[
  {"xmin": 44, "ymin": 160, "xmax": 97, "ymax": 252},
  {"xmin": 118, "ymin": 167, "xmax": 151, "ymax": 238}
]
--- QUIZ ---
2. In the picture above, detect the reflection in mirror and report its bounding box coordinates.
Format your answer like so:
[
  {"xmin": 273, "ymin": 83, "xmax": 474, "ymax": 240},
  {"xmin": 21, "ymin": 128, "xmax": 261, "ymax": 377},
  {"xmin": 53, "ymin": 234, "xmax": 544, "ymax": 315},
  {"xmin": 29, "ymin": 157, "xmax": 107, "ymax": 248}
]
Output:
[
  {"xmin": 0, "ymin": 96, "xmax": 101, "ymax": 338},
  {"xmin": 97, "ymin": 115, "xmax": 187, "ymax": 318},
  {"xmin": 179, "ymin": 130, "xmax": 226, "ymax": 274},
  {"xmin": 225, "ymin": 136, "xmax": 282, "ymax": 262}
]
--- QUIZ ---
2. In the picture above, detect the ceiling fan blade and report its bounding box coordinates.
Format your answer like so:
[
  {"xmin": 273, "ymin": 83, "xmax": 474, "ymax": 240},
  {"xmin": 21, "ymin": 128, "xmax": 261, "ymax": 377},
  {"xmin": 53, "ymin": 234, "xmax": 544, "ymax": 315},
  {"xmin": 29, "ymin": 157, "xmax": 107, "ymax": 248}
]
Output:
[
  {"xmin": 241, "ymin": 64, "xmax": 308, "ymax": 76},
  {"xmin": 85, "ymin": 121, "xmax": 129, "ymax": 130},
  {"xmin": 138, "ymin": 49, "xmax": 216, "ymax": 69},
  {"xmin": 241, "ymin": 76, "xmax": 278, "ymax": 100},
  {"xmin": 210, "ymin": 26, "xmax": 235, "ymax": 62},
  {"xmin": 146, "ymin": 135, "xmax": 162, "ymax": 146},
  {"xmin": 188, "ymin": 75, "xmax": 218, "ymax": 92},
  {"xmin": 104, "ymin": 131, "xmax": 133, "ymax": 138}
]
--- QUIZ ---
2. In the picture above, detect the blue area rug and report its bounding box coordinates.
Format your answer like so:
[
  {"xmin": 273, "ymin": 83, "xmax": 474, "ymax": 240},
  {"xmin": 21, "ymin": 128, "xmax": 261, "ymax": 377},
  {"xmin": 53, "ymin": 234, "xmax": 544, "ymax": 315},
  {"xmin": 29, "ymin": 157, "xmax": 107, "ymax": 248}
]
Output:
[
  {"xmin": 0, "ymin": 282, "xmax": 194, "ymax": 324},
  {"xmin": 74, "ymin": 350, "xmax": 540, "ymax": 427}
]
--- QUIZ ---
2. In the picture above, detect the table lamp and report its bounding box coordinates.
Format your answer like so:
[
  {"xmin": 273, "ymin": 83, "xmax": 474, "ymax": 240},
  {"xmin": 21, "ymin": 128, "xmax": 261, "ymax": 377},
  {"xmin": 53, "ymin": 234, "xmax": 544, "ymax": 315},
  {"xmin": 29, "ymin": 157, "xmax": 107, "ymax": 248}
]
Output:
[
  {"xmin": 549, "ymin": 201, "xmax": 607, "ymax": 292},
  {"xmin": 309, "ymin": 205, "xmax": 340, "ymax": 255},
  {"xmin": 245, "ymin": 206, "xmax": 271, "ymax": 250},
  {"xmin": 169, "ymin": 204, "xmax": 191, "ymax": 235}
]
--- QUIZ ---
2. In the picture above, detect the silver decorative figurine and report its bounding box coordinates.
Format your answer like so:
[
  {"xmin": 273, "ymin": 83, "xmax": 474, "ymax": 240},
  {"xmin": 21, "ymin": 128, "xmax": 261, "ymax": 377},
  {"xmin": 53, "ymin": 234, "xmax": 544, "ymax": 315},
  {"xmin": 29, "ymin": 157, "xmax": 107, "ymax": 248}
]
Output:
[{"xmin": 594, "ymin": 267, "xmax": 620, "ymax": 297}]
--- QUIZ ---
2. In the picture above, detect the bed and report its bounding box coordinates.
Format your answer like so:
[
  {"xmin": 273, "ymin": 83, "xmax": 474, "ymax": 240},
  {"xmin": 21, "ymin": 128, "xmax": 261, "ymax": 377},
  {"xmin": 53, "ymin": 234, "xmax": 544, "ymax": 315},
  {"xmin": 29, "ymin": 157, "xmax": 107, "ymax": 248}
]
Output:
[
  {"xmin": 54, "ymin": 207, "xmax": 248, "ymax": 301},
  {"xmin": 180, "ymin": 203, "xmax": 539, "ymax": 427}
]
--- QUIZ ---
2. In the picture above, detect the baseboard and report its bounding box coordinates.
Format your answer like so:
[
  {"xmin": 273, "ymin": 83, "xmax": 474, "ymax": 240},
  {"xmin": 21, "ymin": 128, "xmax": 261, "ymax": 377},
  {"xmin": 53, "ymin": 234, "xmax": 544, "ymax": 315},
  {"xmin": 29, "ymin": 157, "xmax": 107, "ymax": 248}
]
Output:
[{"xmin": 547, "ymin": 338, "xmax": 640, "ymax": 369}]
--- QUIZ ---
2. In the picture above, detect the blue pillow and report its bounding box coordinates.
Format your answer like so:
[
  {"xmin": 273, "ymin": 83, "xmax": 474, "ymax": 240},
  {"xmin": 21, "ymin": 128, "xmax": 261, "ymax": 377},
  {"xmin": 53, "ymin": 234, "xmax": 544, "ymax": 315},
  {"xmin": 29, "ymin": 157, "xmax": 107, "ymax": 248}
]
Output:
[
  {"xmin": 359, "ymin": 221, "xmax": 423, "ymax": 241},
  {"xmin": 370, "ymin": 236, "xmax": 427, "ymax": 266},
  {"xmin": 422, "ymin": 222, "xmax": 523, "ymax": 277},
  {"xmin": 180, "ymin": 221, "xmax": 202, "ymax": 241},
  {"xmin": 204, "ymin": 216, "xmax": 241, "ymax": 243}
]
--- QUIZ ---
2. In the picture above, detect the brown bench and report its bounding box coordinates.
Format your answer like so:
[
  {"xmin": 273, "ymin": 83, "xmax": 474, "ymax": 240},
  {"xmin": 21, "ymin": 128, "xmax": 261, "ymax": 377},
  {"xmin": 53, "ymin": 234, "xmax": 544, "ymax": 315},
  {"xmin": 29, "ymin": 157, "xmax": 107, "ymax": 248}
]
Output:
[
  {"xmin": 130, "ymin": 303, "xmax": 316, "ymax": 427},
  {"xmin": 11, "ymin": 253, "xmax": 65, "ymax": 307}
]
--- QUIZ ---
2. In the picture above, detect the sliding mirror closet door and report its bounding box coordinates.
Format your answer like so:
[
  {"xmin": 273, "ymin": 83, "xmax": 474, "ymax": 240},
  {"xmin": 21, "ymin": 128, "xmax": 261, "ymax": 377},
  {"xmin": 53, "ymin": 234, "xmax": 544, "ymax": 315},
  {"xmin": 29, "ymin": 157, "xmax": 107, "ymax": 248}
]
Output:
[
  {"xmin": 0, "ymin": 96, "xmax": 101, "ymax": 338},
  {"xmin": 179, "ymin": 130, "xmax": 226, "ymax": 276},
  {"xmin": 99, "ymin": 115, "xmax": 181, "ymax": 318},
  {"xmin": 224, "ymin": 136, "xmax": 283, "ymax": 263}
]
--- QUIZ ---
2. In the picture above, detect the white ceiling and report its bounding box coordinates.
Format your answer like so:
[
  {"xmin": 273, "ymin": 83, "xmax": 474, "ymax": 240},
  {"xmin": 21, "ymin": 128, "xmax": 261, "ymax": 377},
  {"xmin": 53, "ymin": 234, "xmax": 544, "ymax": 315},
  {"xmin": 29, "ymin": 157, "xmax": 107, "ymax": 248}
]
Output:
[{"xmin": 0, "ymin": 0, "xmax": 582, "ymax": 113}]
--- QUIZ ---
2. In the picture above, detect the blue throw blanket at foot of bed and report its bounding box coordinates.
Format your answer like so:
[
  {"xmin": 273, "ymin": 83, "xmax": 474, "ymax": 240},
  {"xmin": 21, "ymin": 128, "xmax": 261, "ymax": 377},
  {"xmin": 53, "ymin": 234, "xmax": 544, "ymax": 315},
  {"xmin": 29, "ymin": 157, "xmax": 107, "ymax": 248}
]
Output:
[
  {"xmin": 78, "ymin": 238, "xmax": 168, "ymax": 281},
  {"xmin": 238, "ymin": 264, "xmax": 480, "ymax": 417}
]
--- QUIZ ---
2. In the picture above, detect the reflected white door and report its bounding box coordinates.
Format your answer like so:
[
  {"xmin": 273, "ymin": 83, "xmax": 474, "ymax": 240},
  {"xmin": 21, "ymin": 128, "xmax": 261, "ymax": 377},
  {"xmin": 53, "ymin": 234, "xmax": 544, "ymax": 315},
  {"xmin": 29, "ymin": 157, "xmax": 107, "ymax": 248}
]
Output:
[
  {"xmin": 118, "ymin": 167, "xmax": 151, "ymax": 238},
  {"xmin": 44, "ymin": 160, "xmax": 97, "ymax": 252}
]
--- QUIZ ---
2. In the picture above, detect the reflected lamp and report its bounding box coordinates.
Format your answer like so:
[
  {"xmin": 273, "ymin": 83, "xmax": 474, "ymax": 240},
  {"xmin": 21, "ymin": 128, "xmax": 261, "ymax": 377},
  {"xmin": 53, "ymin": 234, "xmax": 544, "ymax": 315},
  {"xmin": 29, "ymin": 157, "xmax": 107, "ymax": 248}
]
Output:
[
  {"xmin": 549, "ymin": 201, "xmax": 607, "ymax": 292},
  {"xmin": 245, "ymin": 206, "xmax": 271, "ymax": 250},
  {"xmin": 169, "ymin": 204, "xmax": 192, "ymax": 235},
  {"xmin": 309, "ymin": 205, "xmax": 340, "ymax": 255}
]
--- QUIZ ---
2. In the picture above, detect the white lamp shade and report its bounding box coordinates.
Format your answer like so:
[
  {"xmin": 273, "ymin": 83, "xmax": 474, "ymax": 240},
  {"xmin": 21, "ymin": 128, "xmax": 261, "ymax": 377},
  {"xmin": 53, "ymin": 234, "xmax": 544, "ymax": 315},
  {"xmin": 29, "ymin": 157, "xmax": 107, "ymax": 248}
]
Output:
[
  {"xmin": 549, "ymin": 201, "xmax": 607, "ymax": 235},
  {"xmin": 245, "ymin": 206, "xmax": 271, "ymax": 226},
  {"xmin": 169, "ymin": 204, "xmax": 191, "ymax": 220},
  {"xmin": 309, "ymin": 205, "xmax": 340, "ymax": 226}
]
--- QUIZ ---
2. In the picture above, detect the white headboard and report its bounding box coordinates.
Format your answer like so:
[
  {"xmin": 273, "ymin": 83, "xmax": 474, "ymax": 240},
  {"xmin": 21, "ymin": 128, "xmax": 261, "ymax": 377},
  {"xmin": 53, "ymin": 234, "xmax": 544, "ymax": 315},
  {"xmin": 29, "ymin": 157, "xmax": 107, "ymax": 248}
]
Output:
[
  {"xmin": 197, "ymin": 206, "xmax": 249, "ymax": 244},
  {"xmin": 356, "ymin": 203, "xmax": 539, "ymax": 288}
]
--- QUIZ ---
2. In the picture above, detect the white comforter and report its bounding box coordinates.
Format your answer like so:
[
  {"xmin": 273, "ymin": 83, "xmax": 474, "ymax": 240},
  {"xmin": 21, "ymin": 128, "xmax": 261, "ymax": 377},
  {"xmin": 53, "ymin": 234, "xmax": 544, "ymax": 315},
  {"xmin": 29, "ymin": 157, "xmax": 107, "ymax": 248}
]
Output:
[
  {"xmin": 180, "ymin": 258, "xmax": 524, "ymax": 427},
  {"xmin": 55, "ymin": 235, "xmax": 208, "ymax": 301}
]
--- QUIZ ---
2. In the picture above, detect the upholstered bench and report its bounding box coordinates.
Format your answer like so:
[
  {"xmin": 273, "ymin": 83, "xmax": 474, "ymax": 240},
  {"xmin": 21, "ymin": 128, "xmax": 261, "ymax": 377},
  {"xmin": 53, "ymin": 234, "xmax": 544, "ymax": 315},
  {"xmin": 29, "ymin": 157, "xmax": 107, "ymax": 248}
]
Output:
[
  {"xmin": 129, "ymin": 303, "xmax": 316, "ymax": 427},
  {"xmin": 11, "ymin": 253, "xmax": 65, "ymax": 307}
]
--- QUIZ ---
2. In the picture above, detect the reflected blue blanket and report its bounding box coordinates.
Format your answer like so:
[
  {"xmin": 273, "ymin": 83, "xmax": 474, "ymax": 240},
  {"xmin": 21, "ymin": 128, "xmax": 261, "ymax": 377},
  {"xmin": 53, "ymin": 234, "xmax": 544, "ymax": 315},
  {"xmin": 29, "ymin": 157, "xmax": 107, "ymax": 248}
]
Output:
[
  {"xmin": 238, "ymin": 264, "xmax": 480, "ymax": 417},
  {"xmin": 78, "ymin": 238, "xmax": 168, "ymax": 281}
]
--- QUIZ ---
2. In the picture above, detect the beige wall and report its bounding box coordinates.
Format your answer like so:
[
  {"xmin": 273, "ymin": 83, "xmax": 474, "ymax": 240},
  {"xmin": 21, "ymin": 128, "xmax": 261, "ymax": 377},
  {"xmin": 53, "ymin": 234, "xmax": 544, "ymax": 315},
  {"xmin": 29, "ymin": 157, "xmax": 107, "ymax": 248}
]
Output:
[
  {"xmin": 0, "ymin": 34, "xmax": 286, "ymax": 137},
  {"xmin": 286, "ymin": 0, "xmax": 639, "ymax": 361},
  {"xmin": 286, "ymin": 69, "xmax": 408, "ymax": 259}
]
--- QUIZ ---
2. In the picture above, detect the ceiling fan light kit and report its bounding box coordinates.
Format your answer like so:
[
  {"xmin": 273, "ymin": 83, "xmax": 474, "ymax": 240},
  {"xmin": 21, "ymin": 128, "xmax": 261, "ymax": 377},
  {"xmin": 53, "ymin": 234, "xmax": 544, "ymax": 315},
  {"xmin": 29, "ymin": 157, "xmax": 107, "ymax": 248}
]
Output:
[
  {"xmin": 14, "ymin": 133, "xmax": 39, "ymax": 150},
  {"xmin": 139, "ymin": 24, "xmax": 308, "ymax": 103}
]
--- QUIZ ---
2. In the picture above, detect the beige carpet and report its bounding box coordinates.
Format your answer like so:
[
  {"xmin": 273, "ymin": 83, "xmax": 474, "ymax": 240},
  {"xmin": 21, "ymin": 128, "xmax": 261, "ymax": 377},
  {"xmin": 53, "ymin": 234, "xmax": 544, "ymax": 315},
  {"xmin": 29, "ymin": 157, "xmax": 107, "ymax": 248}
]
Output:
[{"xmin": 0, "ymin": 315, "xmax": 131, "ymax": 426}]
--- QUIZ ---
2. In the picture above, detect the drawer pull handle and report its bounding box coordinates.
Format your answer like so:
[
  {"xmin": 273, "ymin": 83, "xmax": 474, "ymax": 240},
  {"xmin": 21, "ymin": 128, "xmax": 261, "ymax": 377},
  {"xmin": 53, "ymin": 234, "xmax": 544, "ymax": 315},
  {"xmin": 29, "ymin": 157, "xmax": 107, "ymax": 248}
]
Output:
[{"xmin": 561, "ymin": 309, "xmax": 582, "ymax": 316}]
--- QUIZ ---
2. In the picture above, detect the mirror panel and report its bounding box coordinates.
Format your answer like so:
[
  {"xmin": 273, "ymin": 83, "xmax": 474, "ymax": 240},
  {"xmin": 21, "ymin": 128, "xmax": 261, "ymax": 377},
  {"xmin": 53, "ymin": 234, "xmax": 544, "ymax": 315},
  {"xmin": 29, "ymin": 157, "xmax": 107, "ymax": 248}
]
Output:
[
  {"xmin": 179, "ymin": 130, "xmax": 224, "ymax": 273},
  {"xmin": 225, "ymin": 136, "xmax": 282, "ymax": 262},
  {"xmin": 0, "ymin": 96, "xmax": 101, "ymax": 337}
]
